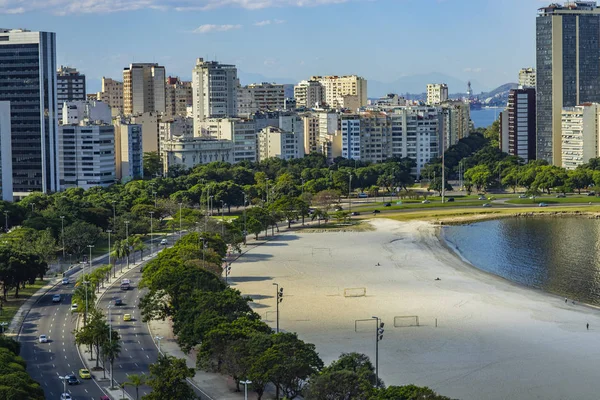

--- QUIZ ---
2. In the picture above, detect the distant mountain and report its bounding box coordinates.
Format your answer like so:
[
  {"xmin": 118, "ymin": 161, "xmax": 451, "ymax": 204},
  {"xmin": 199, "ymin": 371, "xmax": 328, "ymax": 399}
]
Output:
[
  {"xmin": 238, "ymin": 71, "xmax": 295, "ymax": 86},
  {"xmin": 368, "ymin": 73, "xmax": 486, "ymax": 98}
]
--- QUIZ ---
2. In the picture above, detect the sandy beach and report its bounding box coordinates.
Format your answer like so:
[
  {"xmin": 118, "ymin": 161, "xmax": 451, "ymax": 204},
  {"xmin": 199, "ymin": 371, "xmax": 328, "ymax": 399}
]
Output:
[{"xmin": 231, "ymin": 218, "xmax": 600, "ymax": 400}]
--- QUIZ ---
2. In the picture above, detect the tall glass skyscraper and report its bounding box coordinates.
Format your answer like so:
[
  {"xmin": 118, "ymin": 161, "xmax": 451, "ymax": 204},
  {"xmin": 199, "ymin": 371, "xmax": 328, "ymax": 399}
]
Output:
[
  {"xmin": 536, "ymin": 2, "xmax": 600, "ymax": 165},
  {"xmin": 0, "ymin": 29, "xmax": 59, "ymax": 196}
]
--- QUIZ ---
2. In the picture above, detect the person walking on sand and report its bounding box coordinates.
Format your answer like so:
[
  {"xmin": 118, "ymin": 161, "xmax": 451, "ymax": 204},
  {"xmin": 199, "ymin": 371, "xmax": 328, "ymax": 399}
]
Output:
[{"xmin": 587, "ymin": 323, "xmax": 589, "ymax": 330}]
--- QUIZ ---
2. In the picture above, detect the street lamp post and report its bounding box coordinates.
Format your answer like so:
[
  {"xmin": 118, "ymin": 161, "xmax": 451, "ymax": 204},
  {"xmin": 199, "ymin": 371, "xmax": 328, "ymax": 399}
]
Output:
[
  {"xmin": 60, "ymin": 216, "xmax": 65, "ymax": 260},
  {"xmin": 30, "ymin": 203, "xmax": 34, "ymax": 213},
  {"xmin": 223, "ymin": 259, "xmax": 231, "ymax": 284},
  {"xmin": 125, "ymin": 221, "xmax": 130, "ymax": 268},
  {"xmin": 178, "ymin": 202, "xmax": 182, "ymax": 240},
  {"xmin": 371, "ymin": 316, "xmax": 384, "ymax": 388},
  {"xmin": 240, "ymin": 380, "xmax": 252, "ymax": 400},
  {"xmin": 155, "ymin": 335, "xmax": 164, "ymax": 354},
  {"xmin": 149, "ymin": 212, "xmax": 154, "ymax": 257},
  {"xmin": 272, "ymin": 283, "xmax": 283, "ymax": 333},
  {"xmin": 112, "ymin": 201, "xmax": 116, "ymax": 229},
  {"xmin": 85, "ymin": 245, "xmax": 94, "ymax": 325},
  {"xmin": 107, "ymin": 230, "xmax": 112, "ymax": 278},
  {"xmin": 349, "ymin": 173, "xmax": 353, "ymax": 216},
  {"xmin": 58, "ymin": 375, "xmax": 67, "ymax": 395},
  {"xmin": 243, "ymin": 193, "xmax": 247, "ymax": 245},
  {"xmin": 153, "ymin": 191, "xmax": 157, "ymax": 208},
  {"xmin": 220, "ymin": 200, "xmax": 225, "ymax": 237},
  {"xmin": 209, "ymin": 195, "xmax": 214, "ymax": 216},
  {"xmin": 3, "ymin": 211, "xmax": 8, "ymax": 232},
  {"xmin": 266, "ymin": 179, "xmax": 270, "ymax": 204}
]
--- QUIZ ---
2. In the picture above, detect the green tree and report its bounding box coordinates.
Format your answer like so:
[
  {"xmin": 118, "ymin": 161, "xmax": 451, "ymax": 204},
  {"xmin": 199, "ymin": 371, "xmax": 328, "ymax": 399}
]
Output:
[
  {"xmin": 143, "ymin": 354, "xmax": 197, "ymax": 400},
  {"xmin": 63, "ymin": 221, "xmax": 102, "ymax": 260},
  {"xmin": 123, "ymin": 373, "xmax": 147, "ymax": 400},
  {"xmin": 101, "ymin": 336, "xmax": 121, "ymax": 390},
  {"xmin": 144, "ymin": 151, "xmax": 162, "ymax": 179},
  {"xmin": 464, "ymin": 165, "xmax": 493, "ymax": 193},
  {"xmin": 568, "ymin": 169, "xmax": 592, "ymax": 194},
  {"xmin": 370, "ymin": 385, "xmax": 455, "ymax": 400},
  {"xmin": 0, "ymin": 337, "xmax": 44, "ymax": 400}
]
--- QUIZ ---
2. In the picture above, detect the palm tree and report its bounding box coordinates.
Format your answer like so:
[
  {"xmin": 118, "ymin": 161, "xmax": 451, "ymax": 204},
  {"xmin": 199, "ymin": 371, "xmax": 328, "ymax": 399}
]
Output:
[
  {"xmin": 123, "ymin": 373, "xmax": 146, "ymax": 400},
  {"xmin": 101, "ymin": 338, "xmax": 121, "ymax": 390},
  {"xmin": 114, "ymin": 240, "xmax": 126, "ymax": 273},
  {"xmin": 129, "ymin": 236, "xmax": 142, "ymax": 263}
]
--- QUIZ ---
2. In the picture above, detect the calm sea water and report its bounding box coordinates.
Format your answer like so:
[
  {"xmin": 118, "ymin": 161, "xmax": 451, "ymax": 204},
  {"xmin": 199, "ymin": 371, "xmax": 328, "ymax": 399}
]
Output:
[
  {"xmin": 442, "ymin": 218, "xmax": 600, "ymax": 305},
  {"xmin": 470, "ymin": 107, "xmax": 503, "ymax": 128}
]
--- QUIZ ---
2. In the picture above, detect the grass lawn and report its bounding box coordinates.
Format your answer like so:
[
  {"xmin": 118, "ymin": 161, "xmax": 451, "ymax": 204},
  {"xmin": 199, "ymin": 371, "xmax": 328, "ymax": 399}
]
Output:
[
  {"xmin": 210, "ymin": 215, "xmax": 239, "ymax": 221},
  {"xmin": 506, "ymin": 196, "xmax": 600, "ymax": 205},
  {"xmin": 353, "ymin": 200, "xmax": 488, "ymax": 212},
  {"xmin": 0, "ymin": 279, "xmax": 47, "ymax": 325},
  {"xmin": 382, "ymin": 205, "xmax": 600, "ymax": 222}
]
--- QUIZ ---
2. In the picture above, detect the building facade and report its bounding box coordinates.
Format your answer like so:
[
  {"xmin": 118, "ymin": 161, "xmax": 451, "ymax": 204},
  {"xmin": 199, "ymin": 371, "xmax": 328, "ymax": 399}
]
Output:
[
  {"xmin": 0, "ymin": 29, "xmax": 59, "ymax": 196},
  {"xmin": 62, "ymin": 100, "xmax": 112, "ymax": 125},
  {"xmin": 237, "ymin": 83, "xmax": 285, "ymax": 116},
  {"xmin": 96, "ymin": 77, "xmax": 124, "ymax": 115},
  {"xmin": 427, "ymin": 83, "xmax": 449, "ymax": 105},
  {"xmin": 123, "ymin": 63, "xmax": 166, "ymax": 115},
  {"xmin": 302, "ymin": 113, "xmax": 320, "ymax": 154},
  {"xmin": 506, "ymin": 88, "xmax": 536, "ymax": 162},
  {"xmin": 561, "ymin": 103, "xmax": 600, "ymax": 169},
  {"xmin": 58, "ymin": 122, "xmax": 116, "ymax": 190},
  {"xmin": 518, "ymin": 67, "xmax": 536, "ymax": 88},
  {"xmin": 0, "ymin": 102, "xmax": 13, "ymax": 201},
  {"xmin": 162, "ymin": 138, "xmax": 234, "ymax": 173},
  {"xmin": 440, "ymin": 100, "xmax": 471, "ymax": 149},
  {"xmin": 192, "ymin": 58, "xmax": 238, "ymax": 135},
  {"xmin": 536, "ymin": 2, "xmax": 600, "ymax": 164},
  {"xmin": 294, "ymin": 80, "xmax": 324, "ymax": 109},
  {"xmin": 57, "ymin": 66, "xmax": 86, "ymax": 121},
  {"xmin": 311, "ymin": 75, "xmax": 368, "ymax": 109},
  {"xmin": 114, "ymin": 123, "xmax": 143, "ymax": 181},
  {"xmin": 258, "ymin": 126, "xmax": 304, "ymax": 161},
  {"xmin": 165, "ymin": 77, "xmax": 193, "ymax": 120}
]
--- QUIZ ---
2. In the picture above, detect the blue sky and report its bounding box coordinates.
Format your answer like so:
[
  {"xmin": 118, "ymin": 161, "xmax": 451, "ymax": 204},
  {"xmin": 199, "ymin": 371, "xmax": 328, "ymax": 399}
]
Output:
[{"xmin": 0, "ymin": 0, "xmax": 544, "ymax": 93}]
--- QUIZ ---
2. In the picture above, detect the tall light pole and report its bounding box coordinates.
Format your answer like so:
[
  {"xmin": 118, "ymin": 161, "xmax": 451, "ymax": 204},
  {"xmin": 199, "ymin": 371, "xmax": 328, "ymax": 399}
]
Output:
[
  {"xmin": 3, "ymin": 211, "xmax": 8, "ymax": 232},
  {"xmin": 149, "ymin": 212, "xmax": 154, "ymax": 256},
  {"xmin": 125, "ymin": 220, "xmax": 130, "ymax": 268},
  {"xmin": 155, "ymin": 335, "xmax": 164, "ymax": 354},
  {"xmin": 371, "ymin": 316, "xmax": 384, "ymax": 388},
  {"xmin": 58, "ymin": 375, "xmax": 67, "ymax": 395},
  {"xmin": 30, "ymin": 203, "xmax": 35, "ymax": 213},
  {"xmin": 153, "ymin": 191, "xmax": 157, "ymax": 208},
  {"xmin": 272, "ymin": 283, "xmax": 283, "ymax": 333},
  {"xmin": 209, "ymin": 195, "xmax": 214, "ymax": 216},
  {"xmin": 223, "ymin": 259, "xmax": 231, "ymax": 284},
  {"xmin": 60, "ymin": 215, "xmax": 65, "ymax": 260},
  {"xmin": 220, "ymin": 200, "xmax": 225, "ymax": 237},
  {"xmin": 349, "ymin": 173, "xmax": 353, "ymax": 216},
  {"xmin": 243, "ymin": 193, "xmax": 247, "ymax": 245},
  {"xmin": 86, "ymin": 245, "xmax": 94, "ymax": 324},
  {"xmin": 112, "ymin": 201, "xmax": 116, "ymax": 228},
  {"xmin": 107, "ymin": 230, "xmax": 112, "ymax": 277},
  {"xmin": 240, "ymin": 380, "xmax": 252, "ymax": 400},
  {"xmin": 178, "ymin": 202, "xmax": 182, "ymax": 240}
]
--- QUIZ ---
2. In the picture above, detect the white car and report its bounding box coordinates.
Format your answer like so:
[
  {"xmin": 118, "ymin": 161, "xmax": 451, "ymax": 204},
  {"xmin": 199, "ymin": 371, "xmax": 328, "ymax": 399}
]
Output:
[
  {"xmin": 60, "ymin": 393, "xmax": 72, "ymax": 400},
  {"xmin": 62, "ymin": 278, "xmax": 69, "ymax": 285},
  {"xmin": 38, "ymin": 334, "xmax": 48, "ymax": 343},
  {"xmin": 160, "ymin": 238, "xmax": 168, "ymax": 245},
  {"xmin": 71, "ymin": 303, "xmax": 78, "ymax": 311},
  {"xmin": 52, "ymin": 294, "xmax": 61, "ymax": 303}
]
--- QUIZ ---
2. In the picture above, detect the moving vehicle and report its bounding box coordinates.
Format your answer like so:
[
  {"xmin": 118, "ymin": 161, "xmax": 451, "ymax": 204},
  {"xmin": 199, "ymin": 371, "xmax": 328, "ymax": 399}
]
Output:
[
  {"xmin": 588, "ymin": 192, "xmax": 596, "ymax": 196},
  {"xmin": 52, "ymin": 294, "xmax": 61, "ymax": 303},
  {"xmin": 446, "ymin": 198, "xmax": 455, "ymax": 202},
  {"xmin": 66, "ymin": 375, "xmax": 79, "ymax": 385},
  {"xmin": 422, "ymin": 200, "xmax": 430, "ymax": 204},
  {"xmin": 160, "ymin": 238, "xmax": 168, "ymax": 245},
  {"xmin": 372, "ymin": 210, "xmax": 381, "ymax": 214},
  {"xmin": 114, "ymin": 298, "xmax": 123, "ymax": 306},
  {"xmin": 71, "ymin": 303, "xmax": 78, "ymax": 311},
  {"xmin": 79, "ymin": 368, "xmax": 91, "ymax": 379},
  {"xmin": 351, "ymin": 212, "xmax": 360, "ymax": 216},
  {"xmin": 358, "ymin": 193, "xmax": 368, "ymax": 198},
  {"xmin": 384, "ymin": 203, "xmax": 391, "ymax": 207},
  {"xmin": 120, "ymin": 279, "xmax": 130, "ymax": 291},
  {"xmin": 556, "ymin": 193, "xmax": 566, "ymax": 198},
  {"xmin": 123, "ymin": 313, "xmax": 132, "ymax": 321},
  {"xmin": 38, "ymin": 334, "xmax": 47, "ymax": 343},
  {"xmin": 518, "ymin": 194, "xmax": 527, "ymax": 199},
  {"xmin": 60, "ymin": 393, "xmax": 72, "ymax": 400},
  {"xmin": 483, "ymin": 203, "xmax": 492, "ymax": 208},
  {"xmin": 478, "ymin": 196, "xmax": 486, "ymax": 200},
  {"xmin": 539, "ymin": 202, "xmax": 548, "ymax": 207},
  {"xmin": 62, "ymin": 278, "xmax": 69, "ymax": 285}
]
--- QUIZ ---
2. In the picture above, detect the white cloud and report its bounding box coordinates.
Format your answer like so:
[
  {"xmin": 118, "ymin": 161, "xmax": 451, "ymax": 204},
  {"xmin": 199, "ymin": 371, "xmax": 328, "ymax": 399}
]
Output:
[
  {"xmin": 193, "ymin": 24, "xmax": 242, "ymax": 33},
  {"xmin": 0, "ymin": 0, "xmax": 357, "ymax": 14},
  {"xmin": 254, "ymin": 19, "xmax": 285, "ymax": 26}
]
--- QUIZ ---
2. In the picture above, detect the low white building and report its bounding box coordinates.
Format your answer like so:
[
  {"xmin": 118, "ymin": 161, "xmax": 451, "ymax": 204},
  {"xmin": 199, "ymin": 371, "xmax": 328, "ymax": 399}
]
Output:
[
  {"xmin": 561, "ymin": 103, "xmax": 600, "ymax": 170},
  {"xmin": 162, "ymin": 138, "xmax": 234, "ymax": 174},
  {"xmin": 58, "ymin": 121, "xmax": 116, "ymax": 190},
  {"xmin": 62, "ymin": 100, "xmax": 112, "ymax": 125},
  {"xmin": 258, "ymin": 126, "xmax": 304, "ymax": 161}
]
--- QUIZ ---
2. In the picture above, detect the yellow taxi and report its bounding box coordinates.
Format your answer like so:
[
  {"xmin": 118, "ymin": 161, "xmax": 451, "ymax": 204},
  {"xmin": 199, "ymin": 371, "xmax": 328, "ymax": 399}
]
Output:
[
  {"xmin": 78, "ymin": 368, "xmax": 91, "ymax": 379},
  {"xmin": 123, "ymin": 314, "xmax": 132, "ymax": 321}
]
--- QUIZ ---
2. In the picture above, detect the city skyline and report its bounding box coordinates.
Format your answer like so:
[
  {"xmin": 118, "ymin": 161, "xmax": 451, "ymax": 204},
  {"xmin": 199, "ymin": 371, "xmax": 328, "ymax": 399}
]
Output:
[{"xmin": 1, "ymin": 0, "xmax": 542, "ymax": 93}]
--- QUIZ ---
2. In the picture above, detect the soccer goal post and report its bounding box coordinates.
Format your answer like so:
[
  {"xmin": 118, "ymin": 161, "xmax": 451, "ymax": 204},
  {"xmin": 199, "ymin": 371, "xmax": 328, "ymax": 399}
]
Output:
[
  {"xmin": 344, "ymin": 287, "xmax": 366, "ymax": 297},
  {"xmin": 394, "ymin": 315, "xmax": 419, "ymax": 327}
]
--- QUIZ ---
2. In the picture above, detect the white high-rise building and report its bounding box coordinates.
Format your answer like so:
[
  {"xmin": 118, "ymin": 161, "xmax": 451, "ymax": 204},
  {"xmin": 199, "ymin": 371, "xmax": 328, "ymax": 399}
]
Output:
[
  {"xmin": 561, "ymin": 103, "xmax": 600, "ymax": 170},
  {"xmin": 0, "ymin": 102, "xmax": 13, "ymax": 201},
  {"xmin": 519, "ymin": 68, "xmax": 536, "ymax": 88},
  {"xmin": 426, "ymin": 83, "xmax": 449, "ymax": 105},
  {"xmin": 192, "ymin": 58, "xmax": 239, "ymax": 135},
  {"xmin": 62, "ymin": 100, "xmax": 112, "ymax": 125},
  {"xmin": 58, "ymin": 121, "xmax": 116, "ymax": 190},
  {"xmin": 311, "ymin": 75, "xmax": 368, "ymax": 109},
  {"xmin": 294, "ymin": 80, "xmax": 324, "ymax": 109},
  {"xmin": 123, "ymin": 63, "xmax": 166, "ymax": 115},
  {"xmin": 0, "ymin": 29, "xmax": 59, "ymax": 196},
  {"xmin": 440, "ymin": 100, "xmax": 471, "ymax": 149}
]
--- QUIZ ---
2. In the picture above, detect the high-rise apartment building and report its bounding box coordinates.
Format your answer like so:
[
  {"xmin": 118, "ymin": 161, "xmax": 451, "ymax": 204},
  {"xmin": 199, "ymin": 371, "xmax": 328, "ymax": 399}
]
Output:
[
  {"xmin": 518, "ymin": 68, "xmax": 536, "ymax": 88},
  {"xmin": 311, "ymin": 75, "xmax": 368, "ymax": 109},
  {"xmin": 294, "ymin": 80, "xmax": 324, "ymax": 109},
  {"xmin": 123, "ymin": 63, "xmax": 166, "ymax": 115},
  {"xmin": 561, "ymin": 103, "xmax": 600, "ymax": 169},
  {"xmin": 114, "ymin": 122, "xmax": 143, "ymax": 181},
  {"xmin": 57, "ymin": 66, "xmax": 86, "ymax": 121},
  {"xmin": 58, "ymin": 121, "xmax": 116, "ymax": 190},
  {"xmin": 192, "ymin": 58, "xmax": 239, "ymax": 135},
  {"xmin": 237, "ymin": 83, "xmax": 285, "ymax": 116},
  {"xmin": 258, "ymin": 126, "xmax": 304, "ymax": 161},
  {"xmin": 202, "ymin": 118, "xmax": 258, "ymax": 163},
  {"xmin": 165, "ymin": 77, "xmax": 193, "ymax": 120},
  {"xmin": 536, "ymin": 2, "xmax": 600, "ymax": 164},
  {"xmin": 0, "ymin": 29, "xmax": 59, "ymax": 196},
  {"xmin": 440, "ymin": 100, "xmax": 471, "ymax": 149},
  {"xmin": 504, "ymin": 88, "xmax": 537, "ymax": 162},
  {"xmin": 302, "ymin": 113, "xmax": 320, "ymax": 154},
  {"xmin": 0, "ymin": 102, "xmax": 13, "ymax": 201},
  {"xmin": 97, "ymin": 77, "xmax": 124, "ymax": 115},
  {"xmin": 62, "ymin": 100, "xmax": 112, "ymax": 126},
  {"xmin": 426, "ymin": 84, "xmax": 449, "ymax": 105}
]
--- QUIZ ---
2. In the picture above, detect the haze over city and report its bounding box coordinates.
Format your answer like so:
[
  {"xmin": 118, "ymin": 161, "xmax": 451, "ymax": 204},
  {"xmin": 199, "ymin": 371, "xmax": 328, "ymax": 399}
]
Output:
[{"xmin": 2, "ymin": 0, "xmax": 539, "ymax": 93}]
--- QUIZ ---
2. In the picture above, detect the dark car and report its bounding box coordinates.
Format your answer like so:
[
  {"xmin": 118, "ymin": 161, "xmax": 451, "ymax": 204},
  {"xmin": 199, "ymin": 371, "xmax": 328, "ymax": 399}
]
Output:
[
  {"xmin": 588, "ymin": 192, "xmax": 596, "ymax": 196},
  {"xmin": 114, "ymin": 298, "xmax": 123, "ymax": 306},
  {"xmin": 384, "ymin": 203, "xmax": 391, "ymax": 207},
  {"xmin": 446, "ymin": 198, "xmax": 455, "ymax": 202},
  {"xmin": 372, "ymin": 210, "xmax": 381, "ymax": 214},
  {"xmin": 66, "ymin": 375, "xmax": 79, "ymax": 385},
  {"xmin": 351, "ymin": 212, "xmax": 360, "ymax": 216}
]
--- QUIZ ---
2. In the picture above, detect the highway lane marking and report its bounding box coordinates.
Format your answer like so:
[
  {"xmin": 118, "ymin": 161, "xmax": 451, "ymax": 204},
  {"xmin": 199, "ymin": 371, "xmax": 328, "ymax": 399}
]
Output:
[
  {"xmin": 134, "ymin": 363, "xmax": 139, "ymax": 367},
  {"xmin": 130, "ymin": 356, "xmax": 133, "ymax": 359},
  {"xmin": 84, "ymin": 389, "xmax": 88, "ymax": 393},
  {"xmin": 146, "ymin": 355, "xmax": 149, "ymax": 359}
]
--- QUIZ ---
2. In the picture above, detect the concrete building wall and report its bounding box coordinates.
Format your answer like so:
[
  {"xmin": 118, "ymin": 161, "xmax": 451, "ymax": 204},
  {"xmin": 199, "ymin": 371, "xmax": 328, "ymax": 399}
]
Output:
[
  {"xmin": 162, "ymin": 138, "xmax": 233, "ymax": 174},
  {"xmin": 0, "ymin": 102, "xmax": 13, "ymax": 201},
  {"xmin": 427, "ymin": 83, "xmax": 449, "ymax": 105},
  {"xmin": 97, "ymin": 78, "xmax": 124, "ymax": 115},
  {"xmin": 114, "ymin": 123, "xmax": 143, "ymax": 181},
  {"xmin": 294, "ymin": 80, "xmax": 323, "ymax": 109},
  {"xmin": 507, "ymin": 88, "xmax": 536, "ymax": 162},
  {"xmin": 519, "ymin": 67, "xmax": 536, "ymax": 88},
  {"xmin": 561, "ymin": 103, "xmax": 600, "ymax": 170},
  {"xmin": 123, "ymin": 63, "xmax": 166, "ymax": 115},
  {"xmin": 62, "ymin": 100, "xmax": 112, "ymax": 125},
  {"xmin": 311, "ymin": 75, "xmax": 367, "ymax": 109},
  {"xmin": 257, "ymin": 126, "xmax": 304, "ymax": 161},
  {"xmin": 57, "ymin": 66, "xmax": 86, "ymax": 121}
]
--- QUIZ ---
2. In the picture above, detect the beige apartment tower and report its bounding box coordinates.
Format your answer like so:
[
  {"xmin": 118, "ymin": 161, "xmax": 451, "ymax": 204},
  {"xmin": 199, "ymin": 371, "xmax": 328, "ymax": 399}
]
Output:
[
  {"xmin": 311, "ymin": 75, "xmax": 367, "ymax": 109},
  {"xmin": 426, "ymin": 83, "xmax": 449, "ymax": 105},
  {"xmin": 123, "ymin": 63, "xmax": 166, "ymax": 116}
]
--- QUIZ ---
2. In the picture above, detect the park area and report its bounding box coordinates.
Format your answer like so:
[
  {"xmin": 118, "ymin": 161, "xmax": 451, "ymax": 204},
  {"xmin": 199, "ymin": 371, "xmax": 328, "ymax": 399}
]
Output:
[{"xmin": 232, "ymin": 218, "xmax": 600, "ymax": 400}]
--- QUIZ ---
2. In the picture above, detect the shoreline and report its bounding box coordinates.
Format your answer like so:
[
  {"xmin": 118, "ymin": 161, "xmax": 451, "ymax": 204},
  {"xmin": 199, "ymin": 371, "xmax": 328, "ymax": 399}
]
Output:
[{"xmin": 430, "ymin": 209, "xmax": 600, "ymax": 225}]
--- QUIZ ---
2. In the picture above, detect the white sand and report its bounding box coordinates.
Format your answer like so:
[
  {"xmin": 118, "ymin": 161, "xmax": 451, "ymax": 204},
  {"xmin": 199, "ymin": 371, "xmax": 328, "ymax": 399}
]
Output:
[{"xmin": 232, "ymin": 219, "xmax": 600, "ymax": 400}]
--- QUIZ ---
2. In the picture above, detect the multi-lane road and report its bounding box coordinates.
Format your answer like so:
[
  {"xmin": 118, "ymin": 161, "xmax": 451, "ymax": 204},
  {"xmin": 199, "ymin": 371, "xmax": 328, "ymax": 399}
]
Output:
[{"xmin": 19, "ymin": 244, "xmax": 164, "ymax": 400}]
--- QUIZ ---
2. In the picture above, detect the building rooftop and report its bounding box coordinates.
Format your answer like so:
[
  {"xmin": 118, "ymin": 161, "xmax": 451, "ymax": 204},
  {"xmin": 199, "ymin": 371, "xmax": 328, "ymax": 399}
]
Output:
[{"xmin": 539, "ymin": 2, "xmax": 599, "ymax": 14}]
